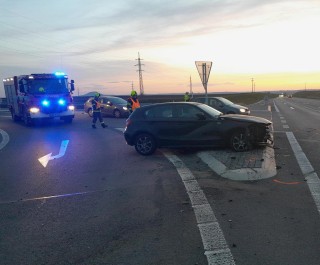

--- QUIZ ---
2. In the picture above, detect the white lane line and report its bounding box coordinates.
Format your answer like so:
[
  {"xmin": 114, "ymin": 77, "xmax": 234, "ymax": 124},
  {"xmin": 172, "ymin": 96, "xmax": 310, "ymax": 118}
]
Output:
[
  {"xmin": 286, "ymin": 132, "xmax": 320, "ymax": 215},
  {"xmin": 163, "ymin": 151, "xmax": 236, "ymax": 265},
  {"xmin": 283, "ymin": 125, "xmax": 290, "ymax": 129},
  {"xmin": 0, "ymin": 129, "xmax": 9, "ymax": 150}
]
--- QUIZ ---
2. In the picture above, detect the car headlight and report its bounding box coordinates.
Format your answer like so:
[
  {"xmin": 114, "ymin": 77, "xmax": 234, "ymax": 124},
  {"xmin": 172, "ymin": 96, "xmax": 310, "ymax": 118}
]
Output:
[
  {"xmin": 68, "ymin": 105, "xmax": 75, "ymax": 111},
  {"xmin": 30, "ymin": 107, "xmax": 40, "ymax": 113},
  {"xmin": 240, "ymin": 108, "xmax": 246, "ymax": 113},
  {"xmin": 123, "ymin": 106, "xmax": 128, "ymax": 110}
]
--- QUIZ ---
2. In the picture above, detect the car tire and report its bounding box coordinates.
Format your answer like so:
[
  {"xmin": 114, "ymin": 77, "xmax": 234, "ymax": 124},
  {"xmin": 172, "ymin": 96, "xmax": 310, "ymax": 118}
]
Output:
[
  {"xmin": 88, "ymin": 108, "xmax": 93, "ymax": 117},
  {"xmin": 229, "ymin": 130, "xmax": 251, "ymax": 152},
  {"xmin": 134, "ymin": 133, "xmax": 156, "ymax": 155},
  {"xmin": 113, "ymin": 109, "xmax": 121, "ymax": 118}
]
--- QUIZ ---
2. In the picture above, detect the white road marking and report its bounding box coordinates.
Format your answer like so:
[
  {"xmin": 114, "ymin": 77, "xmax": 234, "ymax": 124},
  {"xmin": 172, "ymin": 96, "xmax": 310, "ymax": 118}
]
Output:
[
  {"xmin": 163, "ymin": 151, "xmax": 236, "ymax": 265},
  {"xmin": 283, "ymin": 125, "xmax": 290, "ymax": 129},
  {"xmin": 286, "ymin": 132, "xmax": 320, "ymax": 215},
  {"xmin": 0, "ymin": 129, "xmax": 10, "ymax": 150},
  {"xmin": 38, "ymin": 140, "xmax": 69, "ymax": 167}
]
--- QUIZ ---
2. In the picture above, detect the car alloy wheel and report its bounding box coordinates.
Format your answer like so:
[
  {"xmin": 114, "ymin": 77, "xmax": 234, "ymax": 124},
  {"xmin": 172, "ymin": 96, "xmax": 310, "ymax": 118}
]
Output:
[
  {"xmin": 113, "ymin": 109, "xmax": 121, "ymax": 118},
  {"xmin": 135, "ymin": 133, "xmax": 156, "ymax": 155},
  {"xmin": 230, "ymin": 130, "xmax": 251, "ymax": 152},
  {"xmin": 88, "ymin": 108, "xmax": 93, "ymax": 117}
]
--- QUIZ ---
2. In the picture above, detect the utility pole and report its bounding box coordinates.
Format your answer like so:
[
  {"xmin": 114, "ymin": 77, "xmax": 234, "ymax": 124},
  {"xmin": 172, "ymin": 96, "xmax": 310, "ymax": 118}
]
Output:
[
  {"xmin": 251, "ymin": 78, "xmax": 254, "ymax": 93},
  {"xmin": 189, "ymin": 75, "xmax": 193, "ymax": 95},
  {"xmin": 135, "ymin": 52, "xmax": 144, "ymax": 95}
]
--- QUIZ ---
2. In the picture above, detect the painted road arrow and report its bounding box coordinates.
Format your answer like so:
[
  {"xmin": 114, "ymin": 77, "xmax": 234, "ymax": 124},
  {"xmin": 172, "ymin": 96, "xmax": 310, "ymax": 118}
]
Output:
[{"xmin": 38, "ymin": 140, "xmax": 69, "ymax": 167}]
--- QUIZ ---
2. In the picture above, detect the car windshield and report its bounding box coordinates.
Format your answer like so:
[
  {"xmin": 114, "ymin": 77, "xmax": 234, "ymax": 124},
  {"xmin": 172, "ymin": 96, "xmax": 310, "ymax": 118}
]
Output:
[
  {"xmin": 217, "ymin": 97, "xmax": 234, "ymax": 105},
  {"xmin": 107, "ymin": 97, "xmax": 126, "ymax": 104},
  {"xmin": 197, "ymin": 103, "xmax": 223, "ymax": 116},
  {"xmin": 28, "ymin": 78, "xmax": 69, "ymax": 95}
]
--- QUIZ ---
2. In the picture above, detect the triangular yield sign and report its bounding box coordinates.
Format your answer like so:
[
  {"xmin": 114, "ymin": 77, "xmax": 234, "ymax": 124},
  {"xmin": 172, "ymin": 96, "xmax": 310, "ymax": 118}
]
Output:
[{"xmin": 195, "ymin": 61, "xmax": 212, "ymax": 88}]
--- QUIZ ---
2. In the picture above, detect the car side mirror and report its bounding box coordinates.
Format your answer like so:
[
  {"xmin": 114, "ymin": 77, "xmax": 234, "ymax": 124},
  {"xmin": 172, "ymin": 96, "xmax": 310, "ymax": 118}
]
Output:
[
  {"xmin": 70, "ymin": 80, "xmax": 75, "ymax": 92},
  {"xmin": 19, "ymin": 84, "xmax": 25, "ymax": 93}
]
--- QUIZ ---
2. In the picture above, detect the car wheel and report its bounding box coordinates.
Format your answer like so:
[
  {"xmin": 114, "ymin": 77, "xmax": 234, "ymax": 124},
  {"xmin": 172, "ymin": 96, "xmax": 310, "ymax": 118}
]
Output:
[
  {"xmin": 134, "ymin": 133, "xmax": 156, "ymax": 155},
  {"xmin": 113, "ymin": 109, "xmax": 121, "ymax": 118},
  {"xmin": 230, "ymin": 130, "xmax": 251, "ymax": 152},
  {"xmin": 88, "ymin": 108, "xmax": 93, "ymax": 117}
]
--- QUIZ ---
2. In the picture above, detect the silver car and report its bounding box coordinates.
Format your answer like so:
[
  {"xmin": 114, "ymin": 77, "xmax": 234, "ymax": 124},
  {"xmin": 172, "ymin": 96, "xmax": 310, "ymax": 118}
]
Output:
[
  {"xmin": 84, "ymin": 95, "xmax": 130, "ymax": 118},
  {"xmin": 193, "ymin": 97, "xmax": 250, "ymax": 115}
]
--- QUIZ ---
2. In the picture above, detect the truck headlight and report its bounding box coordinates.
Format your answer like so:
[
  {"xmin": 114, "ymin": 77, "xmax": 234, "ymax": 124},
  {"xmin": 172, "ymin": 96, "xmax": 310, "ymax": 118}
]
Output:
[{"xmin": 30, "ymin": 107, "xmax": 40, "ymax": 113}]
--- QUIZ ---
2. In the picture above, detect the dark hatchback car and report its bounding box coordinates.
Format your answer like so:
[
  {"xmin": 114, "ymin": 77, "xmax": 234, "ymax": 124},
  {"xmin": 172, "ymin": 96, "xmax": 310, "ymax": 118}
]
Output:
[
  {"xmin": 193, "ymin": 97, "xmax": 250, "ymax": 115},
  {"xmin": 84, "ymin": 95, "xmax": 130, "ymax": 118},
  {"xmin": 124, "ymin": 102, "xmax": 272, "ymax": 155}
]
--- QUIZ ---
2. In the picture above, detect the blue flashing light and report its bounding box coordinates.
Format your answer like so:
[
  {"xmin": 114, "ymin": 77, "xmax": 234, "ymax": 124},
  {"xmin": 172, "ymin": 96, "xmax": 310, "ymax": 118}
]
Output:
[
  {"xmin": 58, "ymin": 99, "xmax": 66, "ymax": 106},
  {"xmin": 54, "ymin": 71, "xmax": 66, "ymax": 76},
  {"xmin": 41, "ymin": 99, "xmax": 50, "ymax": 107}
]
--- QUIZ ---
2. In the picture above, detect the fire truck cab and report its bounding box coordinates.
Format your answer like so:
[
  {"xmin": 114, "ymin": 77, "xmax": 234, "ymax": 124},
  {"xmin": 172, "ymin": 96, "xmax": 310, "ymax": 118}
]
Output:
[{"xmin": 3, "ymin": 72, "xmax": 75, "ymax": 125}]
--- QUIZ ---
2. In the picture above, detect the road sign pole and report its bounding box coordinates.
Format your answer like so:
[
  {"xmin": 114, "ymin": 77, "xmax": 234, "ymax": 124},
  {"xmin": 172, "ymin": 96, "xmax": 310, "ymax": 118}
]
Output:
[
  {"xmin": 195, "ymin": 61, "xmax": 212, "ymax": 105},
  {"xmin": 202, "ymin": 63, "xmax": 208, "ymax": 104}
]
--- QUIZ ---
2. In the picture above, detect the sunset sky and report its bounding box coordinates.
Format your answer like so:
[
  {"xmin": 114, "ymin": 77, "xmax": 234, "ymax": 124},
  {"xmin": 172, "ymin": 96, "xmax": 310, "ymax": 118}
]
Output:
[{"xmin": 0, "ymin": 0, "xmax": 319, "ymax": 97}]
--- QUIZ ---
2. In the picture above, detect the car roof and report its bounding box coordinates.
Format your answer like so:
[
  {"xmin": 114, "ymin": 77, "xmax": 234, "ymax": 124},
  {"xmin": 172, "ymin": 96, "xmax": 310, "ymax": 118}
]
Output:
[
  {"xmin": 87, "ymin": 95, "xmax": 123, "ymax": 99},
  {"xmin": 195, "ymin": 96, "xmax": 224, "ymax": 100},
  {"xmin": 141, "ymin": 101, "xmax": 204, "ymax": 108}
]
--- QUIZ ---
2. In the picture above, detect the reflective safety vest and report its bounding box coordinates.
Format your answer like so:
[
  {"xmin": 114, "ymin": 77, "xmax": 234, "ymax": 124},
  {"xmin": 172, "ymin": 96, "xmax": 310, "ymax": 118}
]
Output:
[
  {"xmin": 93, "ymin": 99, "xmax": 102, "ymax": 111},
  {"xmin": 131, "ymin": 98, "xmax": 140, "ymax": 111}
]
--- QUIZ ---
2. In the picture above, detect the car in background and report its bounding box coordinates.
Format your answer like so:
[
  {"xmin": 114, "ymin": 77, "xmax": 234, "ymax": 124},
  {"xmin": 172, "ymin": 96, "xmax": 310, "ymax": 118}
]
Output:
[
  {"xmin": 124, "ymin": 102, "xmax": 272, "ymax": 155},
  {"xmin": 193, "ymin": 97, "xmax": 250, "ymax": 115},
  {"xmin": 84, "ymin": 95, "xmax": 130, "ymax": 118}
]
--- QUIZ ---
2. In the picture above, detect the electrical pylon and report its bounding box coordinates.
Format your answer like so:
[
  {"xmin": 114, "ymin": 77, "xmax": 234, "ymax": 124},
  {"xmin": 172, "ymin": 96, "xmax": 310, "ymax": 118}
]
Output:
[{"xmin": 135, "ymin": 52, "xmax": 144, "ymax": 95}]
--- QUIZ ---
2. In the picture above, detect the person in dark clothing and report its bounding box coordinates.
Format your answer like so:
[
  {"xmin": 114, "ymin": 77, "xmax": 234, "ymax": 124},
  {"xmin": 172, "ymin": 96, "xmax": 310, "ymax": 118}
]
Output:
[
  {"xmin": 127, "ymin": 90, "xmax": 140, "ymax": 114},
  {"xmin": 91, "ymin": 93, "xmax": 107, "ymax": 129}
]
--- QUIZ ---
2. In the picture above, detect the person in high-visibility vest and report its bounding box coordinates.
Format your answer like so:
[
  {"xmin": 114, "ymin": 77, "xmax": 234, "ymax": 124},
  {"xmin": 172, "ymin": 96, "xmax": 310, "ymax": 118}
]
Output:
[
  {"xmin": 127, "ymin": 90, "xmax": 141, "ymax": 113},
  {"xmin": 184, "ymin": 92, "xmax": 191, "ymax": 102},
  {"xmin": 91, "ymin": 93, "xmax": 107, "ymax": 129}
]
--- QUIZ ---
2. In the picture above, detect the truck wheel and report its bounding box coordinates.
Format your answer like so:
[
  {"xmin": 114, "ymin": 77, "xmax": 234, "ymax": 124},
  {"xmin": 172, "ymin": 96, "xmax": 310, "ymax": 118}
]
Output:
[
  {"xmin": 10, "ymin": 109, "xmax": 19, "ymax": 122},
  {"xmin": 64, "ymin": 117, "xmax": 73, "ymax": 123},
  {"xmin": 23, "ymin": 111, "xmax": 32, "ymax": 126}
]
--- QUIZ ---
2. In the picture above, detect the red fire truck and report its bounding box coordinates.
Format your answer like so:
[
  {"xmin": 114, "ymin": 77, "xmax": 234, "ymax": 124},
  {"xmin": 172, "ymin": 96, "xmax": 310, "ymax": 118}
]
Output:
[{"xmin": 3, "ymin": 72, "xmax": 75, "ymax": 125}]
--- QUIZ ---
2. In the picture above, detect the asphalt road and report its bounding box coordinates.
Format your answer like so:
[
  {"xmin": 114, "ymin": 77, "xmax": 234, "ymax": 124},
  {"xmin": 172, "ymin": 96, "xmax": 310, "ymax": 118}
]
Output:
[{"xmin": 1, "ymin": 98, "xmax": 320, "ymax": 265}]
